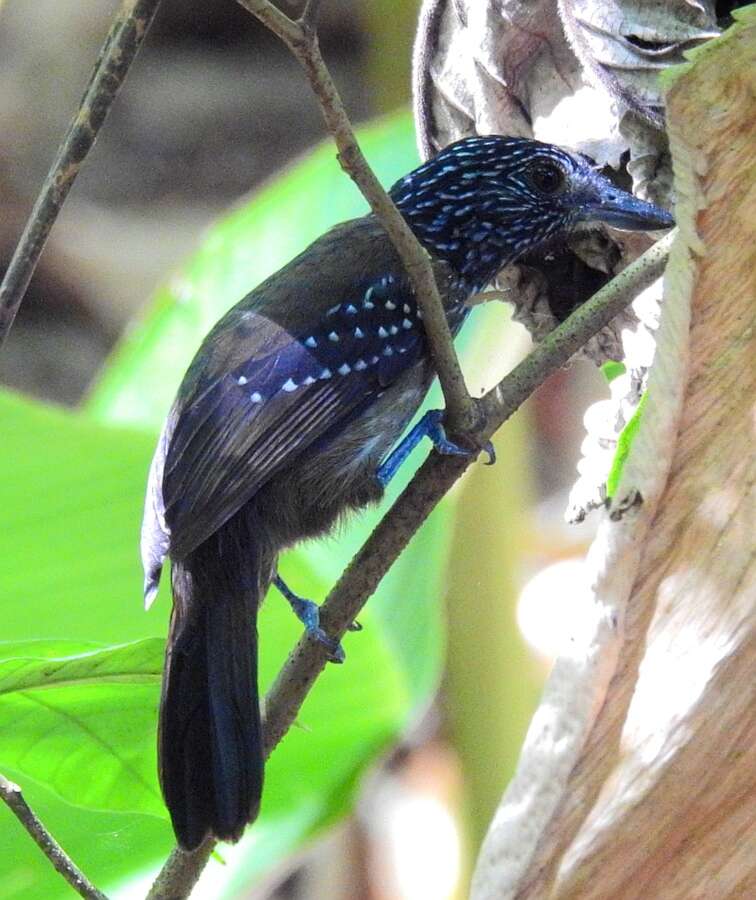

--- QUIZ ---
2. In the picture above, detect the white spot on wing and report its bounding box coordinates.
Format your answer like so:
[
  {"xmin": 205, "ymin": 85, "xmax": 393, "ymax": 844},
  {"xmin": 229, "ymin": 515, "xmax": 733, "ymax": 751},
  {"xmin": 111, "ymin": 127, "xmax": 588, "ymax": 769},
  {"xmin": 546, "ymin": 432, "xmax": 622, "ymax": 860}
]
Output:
[{"xmin": 282, "ymin": 378, "xmax": 298, "ymax": 392}]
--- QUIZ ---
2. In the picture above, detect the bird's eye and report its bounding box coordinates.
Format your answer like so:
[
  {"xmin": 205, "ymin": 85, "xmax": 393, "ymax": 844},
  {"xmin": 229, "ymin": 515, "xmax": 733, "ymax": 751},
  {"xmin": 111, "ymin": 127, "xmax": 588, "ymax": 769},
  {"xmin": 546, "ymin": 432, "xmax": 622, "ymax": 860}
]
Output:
[{"xmin": 527, "ymin": 162, "xmax": 566, "ymax": 195}]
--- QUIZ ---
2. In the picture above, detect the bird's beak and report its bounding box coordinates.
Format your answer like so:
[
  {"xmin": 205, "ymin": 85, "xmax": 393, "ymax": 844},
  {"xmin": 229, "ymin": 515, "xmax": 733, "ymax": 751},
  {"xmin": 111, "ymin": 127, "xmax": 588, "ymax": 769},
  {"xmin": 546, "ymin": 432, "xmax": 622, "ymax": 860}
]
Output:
[{"xmin": 583, "ymin": 177, "xmax": 675, "ymax": 231}]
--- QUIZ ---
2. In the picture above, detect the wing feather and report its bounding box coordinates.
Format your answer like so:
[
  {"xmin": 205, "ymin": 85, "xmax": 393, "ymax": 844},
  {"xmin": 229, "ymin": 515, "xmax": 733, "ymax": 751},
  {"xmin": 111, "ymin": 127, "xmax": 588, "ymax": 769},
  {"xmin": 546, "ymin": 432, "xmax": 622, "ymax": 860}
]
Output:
[{"xmin": 148, "ymin": 220, "xmax": 459, "ymax": 565}]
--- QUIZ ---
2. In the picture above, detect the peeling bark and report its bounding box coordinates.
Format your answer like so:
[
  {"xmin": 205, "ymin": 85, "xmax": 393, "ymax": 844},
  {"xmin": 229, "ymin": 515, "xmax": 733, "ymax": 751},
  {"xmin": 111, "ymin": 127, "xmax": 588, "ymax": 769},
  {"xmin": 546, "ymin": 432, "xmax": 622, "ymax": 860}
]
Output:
[{"xmin": 471, "ymin": 10, "xmax": 756, "ymax": 899}]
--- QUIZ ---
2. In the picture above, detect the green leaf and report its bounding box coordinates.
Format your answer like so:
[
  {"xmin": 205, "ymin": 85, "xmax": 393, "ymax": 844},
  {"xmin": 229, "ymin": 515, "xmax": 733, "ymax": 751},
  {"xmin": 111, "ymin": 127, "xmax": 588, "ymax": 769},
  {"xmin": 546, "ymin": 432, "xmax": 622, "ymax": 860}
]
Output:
[
  {"xmin": 0, "ymin": 387, "xmax": 436, "ymax": 894},
  {"xmin": 606, "ymin": 390, "xmax": 648, "ymax": 498},
  {"xmin": 0, "ymin": 393, "xmax": 175, "ymax": 897},
  {"xmin": 0, "ymin": 640, "xmax": 164, "ymax": 819},
  {"xmin": 601, "ymin": 360, "xmax": 626, "ymax": 383},
  {"xmin": 0, "ymin": 639, "xmax": 162, "ymax": 693}
]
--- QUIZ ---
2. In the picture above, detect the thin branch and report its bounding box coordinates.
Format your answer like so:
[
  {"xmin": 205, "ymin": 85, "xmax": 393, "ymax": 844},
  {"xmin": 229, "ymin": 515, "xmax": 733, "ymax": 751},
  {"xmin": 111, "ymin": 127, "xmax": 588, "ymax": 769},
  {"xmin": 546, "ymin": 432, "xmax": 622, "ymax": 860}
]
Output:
[
  {"xmin": 235, "ymin": 0, "xmax": 476, "ymax": 431},
  {"xmin": 299, "ymin": 0, "xmax": 324, "ymax": 28},
  {"xmin": 262, "ymin": 230, "xmax": 675, "ymax": 747},
  {"xmin": 147, "ymin": 231, "xmax": 674, "ymax": 900},
  {"xmin": 0, "ymin": 774, "xmax": 108, "ymax": 900},
  {"xmin": 145, "ymin": 838, "xmax": 214, "ymax": 900},
  {"xmin": 0, "ymin": 0, "xmax": 162, "ymax": 351},
  {"xmin": 236, "ymin": 0, "xmax": 300, "ymax": 41}
]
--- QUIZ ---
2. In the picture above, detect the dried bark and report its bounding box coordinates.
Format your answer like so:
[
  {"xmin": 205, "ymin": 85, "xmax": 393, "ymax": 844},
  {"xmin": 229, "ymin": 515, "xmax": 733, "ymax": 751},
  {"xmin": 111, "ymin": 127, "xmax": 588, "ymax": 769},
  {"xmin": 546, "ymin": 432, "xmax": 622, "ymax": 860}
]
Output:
[
  {"xmin": 471, "ymin": 10, "xmax": 756, "ymax": 899},
  {"xmin": 412, "ymin": 0, "xmax": 720, "ymax": 519}
]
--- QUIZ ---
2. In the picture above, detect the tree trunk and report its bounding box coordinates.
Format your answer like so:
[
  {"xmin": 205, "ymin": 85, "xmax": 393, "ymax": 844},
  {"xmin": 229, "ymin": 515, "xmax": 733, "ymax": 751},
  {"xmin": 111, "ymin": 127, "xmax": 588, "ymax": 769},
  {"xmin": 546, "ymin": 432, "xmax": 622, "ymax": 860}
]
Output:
[{"xmin": 471, "ymin": 11, "xmax": 756, "ymax": 899}]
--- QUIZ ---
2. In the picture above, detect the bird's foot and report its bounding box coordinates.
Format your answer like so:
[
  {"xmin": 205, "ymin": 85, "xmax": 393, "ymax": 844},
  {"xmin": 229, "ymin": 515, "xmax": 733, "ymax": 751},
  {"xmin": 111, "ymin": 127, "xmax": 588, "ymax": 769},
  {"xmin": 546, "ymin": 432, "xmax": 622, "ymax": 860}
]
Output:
[
  {"xmin": 274, "ymin": 575, "xmax": 358, "ymax": 663},
  {"xmin": 425, "ymin": 409, "xmax": 496, "ymax": 465},
  {"xmin": 376, "ymin": 409, "xmax": 495, "ymax": 487}
]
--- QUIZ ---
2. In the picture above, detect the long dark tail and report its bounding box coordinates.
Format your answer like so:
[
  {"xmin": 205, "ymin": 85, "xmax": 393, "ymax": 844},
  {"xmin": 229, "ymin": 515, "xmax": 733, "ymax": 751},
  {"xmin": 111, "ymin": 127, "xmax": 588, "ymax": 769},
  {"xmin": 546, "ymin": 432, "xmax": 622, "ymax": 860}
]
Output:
[{"xmin": 158, "ymin": 513, "xmax": 267, "ymax": 850}]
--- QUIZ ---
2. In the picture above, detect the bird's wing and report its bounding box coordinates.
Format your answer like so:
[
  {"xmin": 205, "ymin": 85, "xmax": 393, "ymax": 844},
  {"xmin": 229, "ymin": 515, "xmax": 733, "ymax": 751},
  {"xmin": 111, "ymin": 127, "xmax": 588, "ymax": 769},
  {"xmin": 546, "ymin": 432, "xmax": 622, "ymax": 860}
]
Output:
[{"xmin": 158, "ymin": 279, "xmax": 428, "ymax": 561}]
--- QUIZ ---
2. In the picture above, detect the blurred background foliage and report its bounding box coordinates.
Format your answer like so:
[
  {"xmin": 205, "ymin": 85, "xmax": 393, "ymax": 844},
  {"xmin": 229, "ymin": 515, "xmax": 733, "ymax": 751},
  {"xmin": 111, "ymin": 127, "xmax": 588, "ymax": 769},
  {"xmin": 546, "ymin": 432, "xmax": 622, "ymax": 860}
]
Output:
[{"xmin": 0, "ymin": 1, "xmax": 605, "ymax": 898}]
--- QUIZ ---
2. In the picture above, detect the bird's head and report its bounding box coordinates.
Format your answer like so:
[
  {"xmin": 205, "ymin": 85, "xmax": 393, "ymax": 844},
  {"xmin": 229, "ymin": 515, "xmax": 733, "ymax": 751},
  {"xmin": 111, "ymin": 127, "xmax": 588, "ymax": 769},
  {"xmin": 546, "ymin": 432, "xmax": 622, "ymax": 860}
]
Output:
[{"xmin": 389, "ymin": 135, "xmax": 674, "ymax": 291}]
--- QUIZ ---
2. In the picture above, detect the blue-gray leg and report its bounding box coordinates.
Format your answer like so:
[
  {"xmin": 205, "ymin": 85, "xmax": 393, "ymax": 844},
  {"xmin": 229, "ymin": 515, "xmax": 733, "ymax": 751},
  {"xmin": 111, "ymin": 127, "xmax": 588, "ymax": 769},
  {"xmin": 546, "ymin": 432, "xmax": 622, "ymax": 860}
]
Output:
[
  {"xmin": 376, "ymin": 409, "xmax": 496, "ymax": 487},
  {"xmin": 274, "ymin": 575, "xmax": 362, "ymax": 662}
]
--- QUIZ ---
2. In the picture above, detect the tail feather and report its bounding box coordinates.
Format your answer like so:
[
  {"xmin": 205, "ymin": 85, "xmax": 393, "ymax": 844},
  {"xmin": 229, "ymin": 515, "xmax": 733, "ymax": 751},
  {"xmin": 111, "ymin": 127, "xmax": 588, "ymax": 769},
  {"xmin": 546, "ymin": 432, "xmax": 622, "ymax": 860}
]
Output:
[{"xmin": 158, "ymin": 514, "xmax": 266, "ymax": 850}]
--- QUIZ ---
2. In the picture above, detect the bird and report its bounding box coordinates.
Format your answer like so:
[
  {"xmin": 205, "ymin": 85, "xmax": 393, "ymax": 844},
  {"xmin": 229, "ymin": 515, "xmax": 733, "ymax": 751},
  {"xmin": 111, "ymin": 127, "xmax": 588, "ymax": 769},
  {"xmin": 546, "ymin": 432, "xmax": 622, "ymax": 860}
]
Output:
[{"xmin": 141, "ymin": 134, "xmax": 674, "ymax": 850}]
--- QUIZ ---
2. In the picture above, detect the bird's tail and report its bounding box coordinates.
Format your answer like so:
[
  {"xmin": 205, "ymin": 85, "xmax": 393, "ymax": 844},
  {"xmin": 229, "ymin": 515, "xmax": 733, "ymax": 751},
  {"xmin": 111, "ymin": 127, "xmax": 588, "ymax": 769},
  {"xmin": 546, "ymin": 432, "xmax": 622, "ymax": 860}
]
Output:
[{"xmin": 158, "ymin": 513, "xmax": 267, "ymax": 850}]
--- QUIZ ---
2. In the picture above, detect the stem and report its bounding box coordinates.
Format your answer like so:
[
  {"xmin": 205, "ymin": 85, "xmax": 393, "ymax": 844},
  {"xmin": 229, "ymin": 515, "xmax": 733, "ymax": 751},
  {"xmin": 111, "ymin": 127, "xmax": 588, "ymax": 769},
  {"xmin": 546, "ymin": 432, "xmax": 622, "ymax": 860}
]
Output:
[
  {"xmin": 235, "ymin": 0, "xmax": 476, "ymax": 431},
  {"xmin": 0, "ymin": 0, "xmax": 162, "ymax": 351},
  {"xmin": 300, "ymin": 0, "xmax": 325, "ymax": 28},
  {"xmin": 145, "ymin": 839, "xmax": 214, "ymax": 900},
  {"xmin": 0, "ymin": 774, "xmax": 108, "ymax": 900},
  {"xmin": 147, "ymin": 231, "xmax": 674, "ymax": 899}
]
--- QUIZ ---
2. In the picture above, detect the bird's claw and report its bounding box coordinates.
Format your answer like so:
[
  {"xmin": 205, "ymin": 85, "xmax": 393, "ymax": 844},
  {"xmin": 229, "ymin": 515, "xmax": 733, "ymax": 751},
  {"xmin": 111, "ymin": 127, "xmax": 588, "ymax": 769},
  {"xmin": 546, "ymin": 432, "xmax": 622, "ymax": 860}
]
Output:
[
  {"xmin": 287, "ymin": 595, "xmax": 345, "ymax": 663},
  {"xmin": 427, "ymin": 410, "xmax": 496, "ymax": 467},
  {"xmin": 311, "ymin": 627, "xmax": 346, "ymax": 663}
]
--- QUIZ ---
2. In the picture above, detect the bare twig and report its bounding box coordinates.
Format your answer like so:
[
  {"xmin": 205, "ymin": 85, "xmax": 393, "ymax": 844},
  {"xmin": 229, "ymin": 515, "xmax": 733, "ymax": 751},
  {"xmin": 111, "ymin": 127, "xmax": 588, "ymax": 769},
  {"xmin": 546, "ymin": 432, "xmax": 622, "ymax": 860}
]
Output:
[
  {"xmin": 0, "ymin": 774, "xmax": 108, "ymax": 900},
  {"xmin": 0, "ymin": 0, "xmax": 160, "ymax": 892},
  {"xmin": 299, "ymin": 0, "xmax": 324, "ymax": 29},
  {"xmin": 147, "ymin": 231, "xmax": 674, "ymax": 900},
  {"xmin": 235, "ymin": 0, "xmax": 476, "ymax": 431},
  {"xmin": 262, "ymin": 230, "xmax": 675, "ymax": 748},
  {"xmin": 0, "ymin": 0, "xmax": 162, "ymax": 351},
  {"xmin": 145, "ymin": 838, "xmax": 214, "ymax": 900}
]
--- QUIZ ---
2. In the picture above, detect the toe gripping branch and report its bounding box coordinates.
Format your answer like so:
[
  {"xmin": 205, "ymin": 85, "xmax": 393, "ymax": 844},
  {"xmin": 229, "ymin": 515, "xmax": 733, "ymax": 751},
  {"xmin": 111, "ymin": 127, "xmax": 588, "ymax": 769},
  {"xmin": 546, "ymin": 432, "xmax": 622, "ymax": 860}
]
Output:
[
  {"xmin": 376, "ymin": 408, "xmax": 495, "ymax": 488},
  {"xmin": 274, "ymin": 575, "xmax": 361, "ymax": 663}
]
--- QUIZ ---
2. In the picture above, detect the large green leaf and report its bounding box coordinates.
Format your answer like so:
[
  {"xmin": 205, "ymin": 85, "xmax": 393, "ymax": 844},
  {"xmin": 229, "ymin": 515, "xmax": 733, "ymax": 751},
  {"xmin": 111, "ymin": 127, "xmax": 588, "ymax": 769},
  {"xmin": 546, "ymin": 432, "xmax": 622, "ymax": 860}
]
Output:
[
  {"xmin": 0, "ymin": 394, "xmax": 176, "ymax": 899},
  {"xmin": 0, "ymin": 388, "xmax": 432, "ymax": 897},
  {"xmin": 0, "ymin": 640, "xmax": 163, "ymax": 817}
]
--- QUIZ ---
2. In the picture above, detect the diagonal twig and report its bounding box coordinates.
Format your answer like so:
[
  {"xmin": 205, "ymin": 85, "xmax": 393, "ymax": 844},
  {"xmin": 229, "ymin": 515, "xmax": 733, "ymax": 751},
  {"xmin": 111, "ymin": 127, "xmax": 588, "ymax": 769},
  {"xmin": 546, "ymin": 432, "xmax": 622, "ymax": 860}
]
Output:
[
  {"xmin": 0, "ymin": 774, "xmax": 108, "ymax": 900},
  {"xmin": 147, "ymin": 230, "xmax": 674, "ymax": 900},
  {"xmin": 0, "ymin": 0, "xmax": 163, "ymax": 352},
  {"xmin": 300, "ymin": 0, "xmax": 325, "ymax": 29},
  {"xmin": 261, "ymin": 230, "xmax": 675, "ymax": 749},
  {"xmin": 236, "ymin": 0, "xmax": 477, "ymax": 432}
]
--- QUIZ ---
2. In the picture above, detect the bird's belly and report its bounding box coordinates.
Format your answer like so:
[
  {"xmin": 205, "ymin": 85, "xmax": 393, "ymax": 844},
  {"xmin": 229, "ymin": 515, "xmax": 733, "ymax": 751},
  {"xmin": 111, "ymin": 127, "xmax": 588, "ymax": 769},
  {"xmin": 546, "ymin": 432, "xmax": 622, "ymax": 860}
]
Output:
[{"xmin": 250, "ymin": 362, "xmax": 433, "ymax": 549}]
